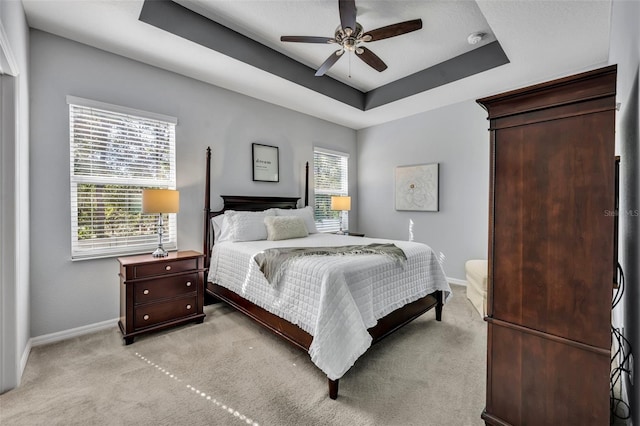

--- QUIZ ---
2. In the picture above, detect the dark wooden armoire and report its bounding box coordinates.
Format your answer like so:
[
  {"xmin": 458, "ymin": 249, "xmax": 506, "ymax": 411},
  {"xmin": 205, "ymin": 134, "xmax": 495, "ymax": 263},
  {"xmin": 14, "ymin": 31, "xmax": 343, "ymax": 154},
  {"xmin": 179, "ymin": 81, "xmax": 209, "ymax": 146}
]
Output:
[{"xmin": 477, "ymin": 65, "xmax": 617, "ymax": 425}]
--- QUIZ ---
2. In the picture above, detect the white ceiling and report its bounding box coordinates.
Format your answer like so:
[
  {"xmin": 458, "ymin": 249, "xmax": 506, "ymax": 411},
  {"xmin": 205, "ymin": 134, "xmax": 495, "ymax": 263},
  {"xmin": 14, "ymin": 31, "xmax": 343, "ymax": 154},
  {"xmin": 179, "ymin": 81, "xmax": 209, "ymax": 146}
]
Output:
[
  {"xmin": 178, "ymin": 0, "xmax": 497, "ymax": 92},
  {"xmin": 21, "ymin": 0, "xmax": 613, "ymax": 130}
]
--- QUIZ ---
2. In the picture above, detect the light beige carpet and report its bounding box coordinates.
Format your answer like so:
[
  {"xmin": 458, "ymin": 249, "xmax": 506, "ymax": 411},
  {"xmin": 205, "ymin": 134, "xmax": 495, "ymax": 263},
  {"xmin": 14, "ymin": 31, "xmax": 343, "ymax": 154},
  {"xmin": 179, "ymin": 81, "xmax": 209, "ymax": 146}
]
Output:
[{"xmin": 0, "ymin": 284, "xmax": 486, "ymax": 425}]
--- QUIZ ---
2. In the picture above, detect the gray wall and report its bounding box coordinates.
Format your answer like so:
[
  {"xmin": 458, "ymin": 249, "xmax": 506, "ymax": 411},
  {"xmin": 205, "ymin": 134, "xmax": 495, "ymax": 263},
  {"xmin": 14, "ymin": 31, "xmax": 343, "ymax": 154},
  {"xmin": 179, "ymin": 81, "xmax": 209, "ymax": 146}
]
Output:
[
  {"xmin": 609, "ymin": 0, "xmax": 640, "ymax": 422},
  {"xmin": 29, "ymin": 30, "xmax": 356, "ymax": 337},
  {"xmin": 23, "ymin": 10, "xmax": 640, "ymax": 418},
  {"xmin": 0, "ymin": 0, "xmax": 30, "ymax": 393},
  {"xmin": 357, "ymin": 100, "xmax": 489, "ymax": 280}
]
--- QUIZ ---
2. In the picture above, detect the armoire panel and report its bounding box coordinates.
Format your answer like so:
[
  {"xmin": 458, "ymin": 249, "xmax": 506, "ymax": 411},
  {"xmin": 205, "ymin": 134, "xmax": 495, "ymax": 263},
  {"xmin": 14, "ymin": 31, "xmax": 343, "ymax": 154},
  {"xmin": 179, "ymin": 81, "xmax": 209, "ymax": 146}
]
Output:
[
  {"xmin": 485, "ymin": 323, "xmax": 610, "ymax": 425},
  {"xmin": 491, "ymin": 112, "xmax": 615, "ymax": 348}
]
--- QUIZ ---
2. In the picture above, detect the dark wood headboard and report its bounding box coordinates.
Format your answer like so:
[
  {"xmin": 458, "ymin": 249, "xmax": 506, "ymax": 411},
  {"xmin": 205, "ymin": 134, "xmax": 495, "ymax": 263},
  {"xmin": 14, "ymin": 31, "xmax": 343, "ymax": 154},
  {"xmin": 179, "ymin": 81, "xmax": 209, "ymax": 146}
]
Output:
[{"xmin": 203, "ymin": 147, "xmax": 309, "ymax": 268}]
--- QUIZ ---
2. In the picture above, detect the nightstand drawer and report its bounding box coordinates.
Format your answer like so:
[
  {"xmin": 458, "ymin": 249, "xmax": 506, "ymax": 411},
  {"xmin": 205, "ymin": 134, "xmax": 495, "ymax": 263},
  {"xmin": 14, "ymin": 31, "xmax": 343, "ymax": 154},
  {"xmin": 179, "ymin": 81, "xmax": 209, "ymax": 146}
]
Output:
[
  {"xmin": 134, "ymin": 273, "xmax": 198, "ymax": 304},
  {"xmin": 134, "ymin": 295, "xmax": 198, "ymax": 329},
  {"xmin": 133, "ymin": 258, "xmax": 198, "ymax": 279}
]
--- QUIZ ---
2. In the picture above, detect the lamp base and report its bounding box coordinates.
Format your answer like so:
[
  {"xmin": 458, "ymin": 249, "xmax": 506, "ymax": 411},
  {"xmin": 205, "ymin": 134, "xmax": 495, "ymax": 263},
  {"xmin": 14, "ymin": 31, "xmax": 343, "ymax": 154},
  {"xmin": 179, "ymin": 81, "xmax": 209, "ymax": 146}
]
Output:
[
  {"xmin": 152, "ymin": 213, "xmax": 168, "ymax": 257},
  {"xmin": 151, "ymin": 246, "xmax": 169, "ymax": 257}
]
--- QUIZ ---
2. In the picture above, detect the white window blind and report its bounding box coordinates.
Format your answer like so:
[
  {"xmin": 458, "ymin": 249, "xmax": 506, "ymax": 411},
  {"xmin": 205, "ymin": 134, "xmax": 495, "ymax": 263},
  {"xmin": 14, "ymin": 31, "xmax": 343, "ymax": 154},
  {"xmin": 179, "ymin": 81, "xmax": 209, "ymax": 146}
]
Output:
[
  {"xmin": 314, "ymin": 148, "xmax": 349, "ymax": 233},
  {"xmin": 68, "ymin": 96, "xmax": 177, "ymax": 260}
]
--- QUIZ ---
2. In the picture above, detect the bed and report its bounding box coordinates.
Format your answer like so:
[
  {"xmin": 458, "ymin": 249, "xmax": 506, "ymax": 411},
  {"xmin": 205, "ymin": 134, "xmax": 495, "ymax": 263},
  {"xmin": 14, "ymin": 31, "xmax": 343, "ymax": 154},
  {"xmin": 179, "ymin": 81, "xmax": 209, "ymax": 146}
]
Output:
[{"xmin": 202, "ymin": 148, "xmax": 451, "ymax": 399}]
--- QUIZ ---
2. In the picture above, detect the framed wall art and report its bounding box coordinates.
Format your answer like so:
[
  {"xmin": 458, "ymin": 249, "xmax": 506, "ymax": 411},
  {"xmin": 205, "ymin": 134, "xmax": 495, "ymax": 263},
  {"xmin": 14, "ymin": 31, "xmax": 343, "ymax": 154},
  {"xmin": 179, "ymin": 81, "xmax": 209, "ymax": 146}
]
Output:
[
  {"xmin": 395, "ymin": 163, "xmax": 439, "ymax": 211},
  {"xmin": 252, "ymin": 143, "xmax": 279, "ymax": 182}
]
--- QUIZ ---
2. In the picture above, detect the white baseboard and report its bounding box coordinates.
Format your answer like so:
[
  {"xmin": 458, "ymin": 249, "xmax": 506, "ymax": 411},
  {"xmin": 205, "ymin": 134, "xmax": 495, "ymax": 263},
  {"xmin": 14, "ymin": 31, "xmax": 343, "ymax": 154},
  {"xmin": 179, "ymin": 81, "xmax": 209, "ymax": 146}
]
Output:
[
  {"xmin": 18, "ymin": 339, "xmax": 31, "ymax": 384},
  {"xmin": 24, "ymin": 280, "xmax": 468, "ymax": 349},
  {"xmin": 447, "ymin": 277, "xmax": 467, "ymax": 286},
  {"xmin": 24, "ymin": 279, "xmax": 467, "ymax": 345},
  {"xmin": 24, "ymin": 280, "xmax": 469, "ymax": 369},
  {"xmin": 30, "ymin": 318, "xmax": 119, "ymax": 348}
]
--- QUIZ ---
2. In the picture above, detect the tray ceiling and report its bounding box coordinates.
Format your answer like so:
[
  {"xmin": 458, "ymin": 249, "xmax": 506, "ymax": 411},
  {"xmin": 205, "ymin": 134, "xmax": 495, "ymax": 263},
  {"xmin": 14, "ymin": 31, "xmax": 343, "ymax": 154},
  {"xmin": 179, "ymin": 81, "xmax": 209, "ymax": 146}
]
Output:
[{"xmin": 22, "ymin": 0, "xmax": 612, "ymax": 129}]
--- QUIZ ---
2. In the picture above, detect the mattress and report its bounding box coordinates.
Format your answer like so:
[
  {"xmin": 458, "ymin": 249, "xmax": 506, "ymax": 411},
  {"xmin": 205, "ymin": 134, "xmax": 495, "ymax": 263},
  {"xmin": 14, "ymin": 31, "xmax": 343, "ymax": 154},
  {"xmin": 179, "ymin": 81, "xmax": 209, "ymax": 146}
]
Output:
[{"xmin": 208, "ymin": 233, "xmax": 451, "ymax": 380}]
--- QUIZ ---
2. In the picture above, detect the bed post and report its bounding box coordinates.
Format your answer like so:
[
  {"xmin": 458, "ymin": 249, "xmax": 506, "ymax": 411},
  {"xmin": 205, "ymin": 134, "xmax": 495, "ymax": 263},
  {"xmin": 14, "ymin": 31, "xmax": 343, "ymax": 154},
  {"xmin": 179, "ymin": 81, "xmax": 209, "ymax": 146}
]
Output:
[
  {"xmin": 204, "ymin": 147, "xmax": 211, "ymax": 269},
  {"xmin": 304, "ymin": 161, "xmax": 309, "ymax": 207},
  {"xmin": 435, "ymin": 290, "xmax": 443, "ymax": 321},
  {"xmin": 328, "ymin": 379, "xmax": 339, "ymax": 400}
]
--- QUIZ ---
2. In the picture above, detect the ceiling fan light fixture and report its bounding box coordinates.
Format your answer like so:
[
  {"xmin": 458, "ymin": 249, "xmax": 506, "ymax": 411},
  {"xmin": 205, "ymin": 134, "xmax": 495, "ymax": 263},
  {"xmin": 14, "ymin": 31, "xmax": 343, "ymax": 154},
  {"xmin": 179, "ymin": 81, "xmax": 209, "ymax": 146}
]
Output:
[
  {"xmin": 467, "ymin": 32, "xmax": 486, "ymax": 45},
  {"xmin": 280, "ymin": 1, "xmax": 422, "ymax": 77},
  {"xmin": 345, "ymin": 39, "xmax": 357, "ymax": 51}
]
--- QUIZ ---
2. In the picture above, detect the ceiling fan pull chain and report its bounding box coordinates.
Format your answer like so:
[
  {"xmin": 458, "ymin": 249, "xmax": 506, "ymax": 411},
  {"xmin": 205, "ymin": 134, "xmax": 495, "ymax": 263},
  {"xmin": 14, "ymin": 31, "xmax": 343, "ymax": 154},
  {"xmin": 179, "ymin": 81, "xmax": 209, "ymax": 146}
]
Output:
[{"xmin": 348, "ymin": 51, "xmax": 352, "ymax": 78}]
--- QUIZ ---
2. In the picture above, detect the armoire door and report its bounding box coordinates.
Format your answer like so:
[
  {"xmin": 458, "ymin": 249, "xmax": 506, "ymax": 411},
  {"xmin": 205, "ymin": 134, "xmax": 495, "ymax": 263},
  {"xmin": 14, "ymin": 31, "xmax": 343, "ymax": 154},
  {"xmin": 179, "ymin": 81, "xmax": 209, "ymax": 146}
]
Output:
[{"xmin": 492, "ymin": 111, "xmax": 615, "ymax": 349}]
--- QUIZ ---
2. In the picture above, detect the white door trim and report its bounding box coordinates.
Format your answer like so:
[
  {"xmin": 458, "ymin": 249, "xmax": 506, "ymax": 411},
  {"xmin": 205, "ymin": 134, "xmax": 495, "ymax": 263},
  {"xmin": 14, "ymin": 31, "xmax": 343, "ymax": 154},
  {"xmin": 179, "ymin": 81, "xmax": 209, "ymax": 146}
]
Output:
[{"xmin": 0, "ymin": 18, "xmax": 20, "ymax": 393}]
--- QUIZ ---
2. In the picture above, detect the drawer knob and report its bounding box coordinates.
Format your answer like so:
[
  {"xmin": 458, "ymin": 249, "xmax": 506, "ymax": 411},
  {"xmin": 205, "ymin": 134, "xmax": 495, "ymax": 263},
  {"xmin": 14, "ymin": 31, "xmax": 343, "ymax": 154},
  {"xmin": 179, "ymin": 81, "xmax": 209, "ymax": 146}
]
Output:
[
  {"xmin": 186, "ymin": 281, "xmax": 192, "ymax": 287},
  {"xmin": 165, "ymin": 265, "xmax": 172, "ymax": 271},
  {"xmin": 143, "ymin": 314, "xmax": 150, "ymax": 320},
  {"xmin": 143, "ymin": 289, "xmax": 149, "ymax": 295},
  {"xmin": 186, "ymin": 304, "xmax": 192, "ymax": 310}
]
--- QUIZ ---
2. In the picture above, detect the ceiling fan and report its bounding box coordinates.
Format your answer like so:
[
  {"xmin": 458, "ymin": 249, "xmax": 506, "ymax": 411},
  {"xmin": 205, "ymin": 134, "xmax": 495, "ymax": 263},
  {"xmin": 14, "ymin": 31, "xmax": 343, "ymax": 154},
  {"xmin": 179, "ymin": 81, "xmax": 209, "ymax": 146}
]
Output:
[{"xmin": 280, "ymin": 0, "xmax": 422, "ymax": 77}]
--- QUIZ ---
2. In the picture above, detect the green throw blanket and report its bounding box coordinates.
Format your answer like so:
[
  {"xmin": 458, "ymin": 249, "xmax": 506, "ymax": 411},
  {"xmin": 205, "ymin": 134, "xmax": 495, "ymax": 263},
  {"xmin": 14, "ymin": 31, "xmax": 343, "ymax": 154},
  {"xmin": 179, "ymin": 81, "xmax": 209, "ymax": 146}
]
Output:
[{"xmin": 254, "ymin": 243, "xmax": 407, "ymax": 287}]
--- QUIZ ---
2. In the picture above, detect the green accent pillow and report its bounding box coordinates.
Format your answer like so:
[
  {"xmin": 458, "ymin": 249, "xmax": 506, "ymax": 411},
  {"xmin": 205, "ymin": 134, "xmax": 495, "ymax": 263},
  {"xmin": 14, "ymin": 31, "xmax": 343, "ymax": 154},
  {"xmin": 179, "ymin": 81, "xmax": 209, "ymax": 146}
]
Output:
[{"xmin": 264, "ymin": 216, "xmax": 309, "ymax": 241}]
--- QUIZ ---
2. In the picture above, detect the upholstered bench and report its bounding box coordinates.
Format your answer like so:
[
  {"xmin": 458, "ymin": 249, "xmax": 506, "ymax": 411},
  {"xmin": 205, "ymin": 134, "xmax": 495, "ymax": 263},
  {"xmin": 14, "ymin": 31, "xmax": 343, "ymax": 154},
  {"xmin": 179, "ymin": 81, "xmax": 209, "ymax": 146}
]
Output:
[{"xmin": 465, "ymin": 259, "xmax": 488, "ymax": 318}]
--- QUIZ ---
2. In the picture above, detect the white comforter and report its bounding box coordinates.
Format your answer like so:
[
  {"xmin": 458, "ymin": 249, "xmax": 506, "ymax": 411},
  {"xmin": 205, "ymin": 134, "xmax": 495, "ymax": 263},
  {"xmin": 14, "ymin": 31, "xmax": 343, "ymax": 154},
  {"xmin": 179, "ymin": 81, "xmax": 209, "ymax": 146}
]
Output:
[{"xmin": 208, "ymin": 233, "xmax": 451, "ymax": 380}]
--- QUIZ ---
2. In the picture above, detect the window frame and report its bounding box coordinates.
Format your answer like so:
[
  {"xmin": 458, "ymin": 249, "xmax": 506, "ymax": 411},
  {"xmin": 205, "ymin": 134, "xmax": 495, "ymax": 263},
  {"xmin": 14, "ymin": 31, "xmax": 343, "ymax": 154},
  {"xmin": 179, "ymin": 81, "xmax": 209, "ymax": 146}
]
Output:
[
  {"xmin": 67, "ymin": 96, "xmax": 178, "ymax": 260},
  {"xmin": 313, "ymin": 147, "xmax": 350, "ymax": 233}
]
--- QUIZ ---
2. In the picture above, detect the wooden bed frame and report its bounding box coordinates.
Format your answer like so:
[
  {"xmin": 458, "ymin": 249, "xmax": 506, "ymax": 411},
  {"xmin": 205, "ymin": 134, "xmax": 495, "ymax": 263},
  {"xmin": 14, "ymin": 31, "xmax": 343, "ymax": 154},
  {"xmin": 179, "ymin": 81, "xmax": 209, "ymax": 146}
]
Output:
[{"xmin": 202, "ymin": 147, "xmax": 443, "ymax": 399}]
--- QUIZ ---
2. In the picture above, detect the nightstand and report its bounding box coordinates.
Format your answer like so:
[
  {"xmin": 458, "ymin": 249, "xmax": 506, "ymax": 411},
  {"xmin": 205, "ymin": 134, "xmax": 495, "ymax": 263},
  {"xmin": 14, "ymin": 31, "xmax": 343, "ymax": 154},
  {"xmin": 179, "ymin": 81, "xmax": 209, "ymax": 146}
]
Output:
[
  {"xmin": 344, "ymin": 231, "xmax": 365, "ymax": 237},
  {"xmin": 118, "ymin": 250, "xmax": 206, "ymax": 345}
]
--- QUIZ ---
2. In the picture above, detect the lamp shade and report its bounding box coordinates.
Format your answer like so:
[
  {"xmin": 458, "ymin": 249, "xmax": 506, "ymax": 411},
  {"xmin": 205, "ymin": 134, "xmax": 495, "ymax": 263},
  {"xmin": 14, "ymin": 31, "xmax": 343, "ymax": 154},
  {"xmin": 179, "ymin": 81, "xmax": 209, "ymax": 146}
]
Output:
[
  {"xmin": 142, "ymin": 189, "xmax": 180, "ymax": 214},
  {"xmin": 330, "ymin": 196, "xmax": 351, "ymax": 211}
]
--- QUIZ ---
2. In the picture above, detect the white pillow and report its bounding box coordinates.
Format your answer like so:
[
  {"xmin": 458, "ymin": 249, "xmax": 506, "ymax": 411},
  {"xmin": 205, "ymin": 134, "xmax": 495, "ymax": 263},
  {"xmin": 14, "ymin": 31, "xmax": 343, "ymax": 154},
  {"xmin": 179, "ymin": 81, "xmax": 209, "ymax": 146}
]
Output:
[
  {"xmin": 224, "ymin": 209, "xmax": 276, "ymax": 242},
  {"xmin": 210, "ymin": 214, "xmax": 227, "ymax": 244},
  {"xmin": 275, "ymin": 206, "xmax": 318, "ymax": 233},
  {"xmin": 264, "ymin": 216, "xmax": 309, "ymax": 241}
]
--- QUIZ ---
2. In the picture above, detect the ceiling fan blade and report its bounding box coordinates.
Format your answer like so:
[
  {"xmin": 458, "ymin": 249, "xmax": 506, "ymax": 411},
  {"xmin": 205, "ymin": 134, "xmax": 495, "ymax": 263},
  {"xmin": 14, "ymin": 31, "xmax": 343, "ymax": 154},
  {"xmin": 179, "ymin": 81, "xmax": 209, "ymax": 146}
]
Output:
[
  {"xmin": 315, "ymin": 51, "xmax": 343, "ymax": 77},
  {"xmin": 363, "ymin": 19, "xmax": 422, "ymax": 41},
  {"xmin": 339, "ymin": 0, "xmax": 357, "ymax": 34},
  {"xmin": 280, "ymin": 36, "xmax": 335, "ymax": 44},
  {"xmin": 356, "ymin": 47, "xmax": 387, "ymax": 72}
]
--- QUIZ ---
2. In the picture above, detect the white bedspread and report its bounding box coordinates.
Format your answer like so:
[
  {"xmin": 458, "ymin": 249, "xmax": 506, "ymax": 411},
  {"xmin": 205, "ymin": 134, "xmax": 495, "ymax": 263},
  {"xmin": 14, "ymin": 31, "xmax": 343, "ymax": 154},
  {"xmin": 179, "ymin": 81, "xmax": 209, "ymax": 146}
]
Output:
[{"xmin": 208, "ymin": 233, "xmax": 451, "ymax": 380}]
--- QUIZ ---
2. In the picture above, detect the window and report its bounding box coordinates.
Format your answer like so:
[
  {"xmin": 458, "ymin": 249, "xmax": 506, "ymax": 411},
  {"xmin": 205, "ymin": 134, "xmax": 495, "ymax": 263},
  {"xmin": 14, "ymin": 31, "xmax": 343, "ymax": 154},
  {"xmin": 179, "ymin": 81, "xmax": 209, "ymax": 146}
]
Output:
[
  {"xmin": 68, "ymin": 96, "xmax": 177, "ymax": 260},
  {"xmin": 313, "ymin": 148, "xmax": 349, "ymax": 233}
]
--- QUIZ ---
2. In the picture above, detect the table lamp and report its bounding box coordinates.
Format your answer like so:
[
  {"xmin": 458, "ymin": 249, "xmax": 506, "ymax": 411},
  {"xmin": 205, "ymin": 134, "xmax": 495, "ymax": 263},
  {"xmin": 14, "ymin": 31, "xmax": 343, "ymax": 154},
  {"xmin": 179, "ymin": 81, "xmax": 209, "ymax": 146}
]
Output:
[
  {"xmin": 330, "ymin": 195, "xmax": 351, "ymax": 235},
  {"xmin": 142, "ymin": 189, "xmax": 179, "ymax": 257}
]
